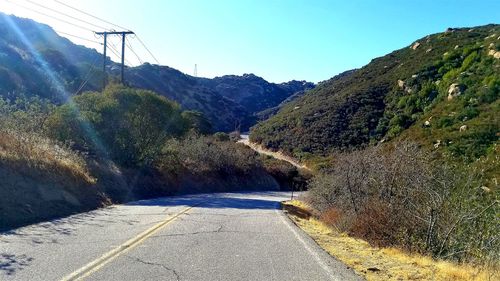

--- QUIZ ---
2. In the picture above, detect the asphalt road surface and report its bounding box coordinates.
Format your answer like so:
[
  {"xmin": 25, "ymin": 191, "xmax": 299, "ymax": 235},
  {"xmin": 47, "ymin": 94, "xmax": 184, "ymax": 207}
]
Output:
[{"xmin": 0, "ymin": 192, "xmax": 362, "ymax": 281}]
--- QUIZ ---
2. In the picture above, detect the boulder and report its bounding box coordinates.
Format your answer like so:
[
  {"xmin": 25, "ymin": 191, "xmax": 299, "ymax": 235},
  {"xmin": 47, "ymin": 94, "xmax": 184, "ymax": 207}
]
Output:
[
  {"xmin": 426, "ymin": 48, "xmax": 432, "ymax": 53},
  {"xmin": 459, "ymin": 125, "xmax": 467, "ymax": 132},
  {"xmin": 397, "ymin": 80, "xmax": 405, "ymax": 88},
  {"xmin": 480, "ymin": 186, "xmax": 491, "ymax": 193},
  {"xmin": 447, "ymin": 83, "xmax": 462, "ymax": 100},
  {"xmin": 434, "ymin": 140, "xmax": 441, "ymax": 149},
  {"xmin": 489, "ymin": 50, "xmax": 500, "ymax": 59},
  {"xmin": 411, "ymin": 42, "xmax": 421, "ymax": 50},
  {"xmin": 424, "ymin": 120, "xmax": 431, "ymax": 127}
]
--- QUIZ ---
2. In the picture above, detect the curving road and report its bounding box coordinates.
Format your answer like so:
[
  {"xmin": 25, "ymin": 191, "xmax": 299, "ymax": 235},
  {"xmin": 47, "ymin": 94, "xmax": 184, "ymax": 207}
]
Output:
[
  {"xmin": 238, "ymin": 135, "xmax": 311, "ymax": 171},
  {"xmin": 0, "ymin": 192, "xmax": 362, "ymax": 281}
]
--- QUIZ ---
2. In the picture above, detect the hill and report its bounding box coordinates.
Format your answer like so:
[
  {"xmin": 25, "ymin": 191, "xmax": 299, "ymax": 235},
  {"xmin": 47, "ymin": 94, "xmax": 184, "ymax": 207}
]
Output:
[
  {"xmin": 1, "ymin": 85, "xmax": 302, "ymax": 229},
  {"xmin": 198, "ymin": 74, "xmax": 314, "ymax": 117},
  {"xmin": 250, "ymin": 24, "xmax": 500, "ymax": 163},
  {"xmin": 249, "ymin": 24, "xmax": 499, "ymax": 266},
  {"xmin": 0, "ymin": 13, "xmax": 313, "ymax": 131}
]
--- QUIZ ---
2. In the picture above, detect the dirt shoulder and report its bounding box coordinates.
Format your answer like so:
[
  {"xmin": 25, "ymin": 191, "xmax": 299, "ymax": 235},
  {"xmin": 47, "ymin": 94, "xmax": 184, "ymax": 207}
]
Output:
[{"xmin": 282, "ymin": 200, "xmax": 498, "ymax": 281}]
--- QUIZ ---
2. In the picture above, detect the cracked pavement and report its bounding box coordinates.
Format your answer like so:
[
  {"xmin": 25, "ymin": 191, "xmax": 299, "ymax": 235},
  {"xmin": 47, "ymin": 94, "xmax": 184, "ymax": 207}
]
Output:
[{"xmin": 0, "ymin": 192, "xmax": 362, "ymax": 281}]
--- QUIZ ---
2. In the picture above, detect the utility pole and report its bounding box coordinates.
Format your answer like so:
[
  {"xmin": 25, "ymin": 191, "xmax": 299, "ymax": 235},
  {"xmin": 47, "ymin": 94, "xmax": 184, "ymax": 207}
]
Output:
[
  {"xmin": 95, "ymin": 31, "xmax": 134, "ymax": 87},
  {"xmin": 101, "ymin": 33, "xmax": 107, "ymax": 89}
]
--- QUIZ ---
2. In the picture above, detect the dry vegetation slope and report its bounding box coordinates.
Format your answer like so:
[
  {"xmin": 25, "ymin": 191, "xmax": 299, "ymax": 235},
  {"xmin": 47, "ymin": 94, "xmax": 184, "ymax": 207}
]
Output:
[
  {"xmin": 0, "ymin": 129, "xmax": 107, "ymax": 230},
  {"xmin": 283, "ymin": 200, "xmax": 498, "ymax": 281}
]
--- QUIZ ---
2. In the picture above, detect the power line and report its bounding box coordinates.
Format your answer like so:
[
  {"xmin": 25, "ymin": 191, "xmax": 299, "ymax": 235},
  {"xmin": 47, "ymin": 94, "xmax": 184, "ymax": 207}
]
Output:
[
  {"xmin": 53, "ymin": 0, "xmax": 129, "ymax": 31},
  {"xmin": 23, "ymin": 0, "xmax": 109, "ymax": 31},
  {"xmin": 55, "ymin": 30, "xmax": 102, "ymax": 45},
  {"xmin": 46, "ymin": 0, "xmax": 160, "ymax": 66},
  {"xmin": 107, "ymin": 39, "xmax": 132, "ymax": 66},
  {"xmin": 135, "ymin": 35, "xmax": 160, "ymax": 64},
  {"xmin": 4, "ymin": 0, "xmax": 94, "ymax": 32},
  {"xmin": 106, "ymin": 43, "xmax": 122, "ymax": 61},
  {"xmin": 8, "ymin": 0, "xmax": 158, "ymax": 68},
  {"xmin": 126, "ymin": 37, "xmax": 143, "ymax": 65},
  {"xmin": 74, "ymin": 55, "xmax": 101, "ymax": 95}
]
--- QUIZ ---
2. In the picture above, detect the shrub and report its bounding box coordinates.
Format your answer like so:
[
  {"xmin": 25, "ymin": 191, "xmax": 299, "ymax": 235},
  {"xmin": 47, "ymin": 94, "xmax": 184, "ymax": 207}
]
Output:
[
  {"xmin": 158, "ymin": 134, "xmax": 260, "ymax": 176},
  {"xmin": 0, "ymin": 128, "xmax": 94, "ymax": 183},
  {"xmin": 319, "ymin": 207, "xmax": 347, "ymax": 232},
  {"xmin": 213, "ymin": 132, "xmax": 230, "ymax": 142},
  {"xmin": 0, "ymin": 95, "xmax": 55, "ymax": 134},
  {"xmin": 308, "ymin": 141, "xmax": 498, "ymax": 263},
  {"xmin": 45, "ymin": 85, "xmax": 189, "ymax": 166},
  {"xmin": 182, "ymin": 110, "xmax": 213, "ymax": 134},
  {"xmin": 349, "ymin": 200, "xmax": 398, "ymax": 247}
]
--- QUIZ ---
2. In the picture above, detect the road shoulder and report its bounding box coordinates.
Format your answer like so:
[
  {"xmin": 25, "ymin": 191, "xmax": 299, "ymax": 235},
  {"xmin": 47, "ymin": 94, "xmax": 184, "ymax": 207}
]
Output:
[{"xmin": 282, "ymin": 200, "xmax": 496, "ymax": 281}]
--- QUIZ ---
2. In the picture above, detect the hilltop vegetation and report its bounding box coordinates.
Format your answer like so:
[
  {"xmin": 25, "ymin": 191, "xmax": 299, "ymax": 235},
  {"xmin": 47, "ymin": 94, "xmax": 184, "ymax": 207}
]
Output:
[
  {"xmin": 0, "ymin": 13, "xmax": 313, "ymax": 131},
  {"xmin": 251, "ymin": 25, "xmax": 499, "ymax": 162}
]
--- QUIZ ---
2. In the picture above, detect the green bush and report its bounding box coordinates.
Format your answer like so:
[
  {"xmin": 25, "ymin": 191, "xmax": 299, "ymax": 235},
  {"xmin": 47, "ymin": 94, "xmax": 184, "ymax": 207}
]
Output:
[
  {"xmin": 213, "ymin": 132, "xmax": 230, "ymax": 141},
  {"xmin": 45, "ymin": 85, "xmax": 189, "ymax": 166},
  {"xmin": 436, "ymin": 116, "xmax": 455, "ymax": 128},
  {"xmin": 181, "ymin": 110, "xmax": 213, "ymax": 134},
  {"xmin": 0, "ymin": 95, "xmax": 55, "ymax": 134}
]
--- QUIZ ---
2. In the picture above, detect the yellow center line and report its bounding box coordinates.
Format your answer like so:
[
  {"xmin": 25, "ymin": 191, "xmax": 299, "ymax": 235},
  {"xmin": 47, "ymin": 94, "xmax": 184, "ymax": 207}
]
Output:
[{"xmin": 60, "ymin": 204, "xmax": 198, "ymax": 281}]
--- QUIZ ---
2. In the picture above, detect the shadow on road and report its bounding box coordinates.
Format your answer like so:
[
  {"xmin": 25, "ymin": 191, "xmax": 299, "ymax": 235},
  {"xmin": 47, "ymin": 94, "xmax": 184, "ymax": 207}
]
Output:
[
  {"xmin": 127, "ymin": 195, "xmax": 282, "ymax": 210},
  {"xmin": 0, "ymin": 208, "xmax": 140, "ymax": 244},
  {"xmin": 0, "ymin": 253, "xmax": 34, "ymax": 276}
]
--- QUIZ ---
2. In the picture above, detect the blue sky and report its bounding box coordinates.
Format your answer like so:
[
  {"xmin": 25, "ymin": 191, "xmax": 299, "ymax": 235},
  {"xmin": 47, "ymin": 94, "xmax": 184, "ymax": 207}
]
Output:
[{"xmin": 1, "ymin": 0, "xmax": 499, "ymax": 83}]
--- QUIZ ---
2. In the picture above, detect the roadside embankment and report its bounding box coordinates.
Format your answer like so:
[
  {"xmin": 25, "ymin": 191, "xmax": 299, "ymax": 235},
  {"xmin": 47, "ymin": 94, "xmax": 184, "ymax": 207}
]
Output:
[{"xmin": 282, "ymin": 200, "xmax": 498, "ymax": 281}]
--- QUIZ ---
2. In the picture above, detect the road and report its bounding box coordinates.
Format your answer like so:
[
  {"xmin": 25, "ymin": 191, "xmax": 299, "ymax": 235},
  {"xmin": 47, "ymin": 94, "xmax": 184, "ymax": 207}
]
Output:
[
  {"xmin": 238, "ymin": 135, "xmax": 310, "ymax": 171},
  {"xmin": 0, "ymin": 192, "xmax": 361, "ymax": 281}
]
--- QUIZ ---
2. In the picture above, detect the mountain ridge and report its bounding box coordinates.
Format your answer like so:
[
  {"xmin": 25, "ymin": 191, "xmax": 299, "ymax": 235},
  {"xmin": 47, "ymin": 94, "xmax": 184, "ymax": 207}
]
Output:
[
  {"xmin": 250, "ymin": 24, "xmax": 499, "ymax": 164},
  {"xmin": 0, "ymin": 12, "xmax": 314, "ymax": 131}
]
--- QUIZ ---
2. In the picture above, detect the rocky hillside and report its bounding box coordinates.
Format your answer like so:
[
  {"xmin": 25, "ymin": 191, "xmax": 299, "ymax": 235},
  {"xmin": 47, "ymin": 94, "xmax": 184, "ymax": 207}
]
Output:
[
  {"xmin": 198, "ymin": 74, "xmax": 314, "ymax": 116},
  {"xmin": 0, "ymin": 13, "xmax": 313, "ymax": 131},
  {"xmin": 251, "ymin": 24, "xmax": 499, "ymax": 164}
]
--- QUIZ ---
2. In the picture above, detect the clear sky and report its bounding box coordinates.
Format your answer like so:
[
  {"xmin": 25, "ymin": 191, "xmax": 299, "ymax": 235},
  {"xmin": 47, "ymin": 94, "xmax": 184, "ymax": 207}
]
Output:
[{"xmin": 1, "ymin": 0, "xmax": 499, "ymax": 83}]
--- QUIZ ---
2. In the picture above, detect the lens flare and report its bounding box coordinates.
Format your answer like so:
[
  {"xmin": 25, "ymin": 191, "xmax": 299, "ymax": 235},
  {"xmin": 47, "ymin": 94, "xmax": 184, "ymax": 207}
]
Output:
[{"xmin": 2, "ymin": 14, "xmax": 125, "ymax": 183}]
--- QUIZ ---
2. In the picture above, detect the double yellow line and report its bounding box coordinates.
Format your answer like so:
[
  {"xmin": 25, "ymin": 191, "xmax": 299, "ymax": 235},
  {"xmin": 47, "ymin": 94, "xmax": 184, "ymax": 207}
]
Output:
[{"xmin": 61, "ymin": 205, "xmax": 196, "ymax": 281}]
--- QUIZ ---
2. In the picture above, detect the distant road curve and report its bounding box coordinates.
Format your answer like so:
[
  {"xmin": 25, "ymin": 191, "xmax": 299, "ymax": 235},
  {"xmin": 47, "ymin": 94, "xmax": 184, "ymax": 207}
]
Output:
[{"xmin": 238, "ymin": 135, "xmax": 311, "ymax": 171}]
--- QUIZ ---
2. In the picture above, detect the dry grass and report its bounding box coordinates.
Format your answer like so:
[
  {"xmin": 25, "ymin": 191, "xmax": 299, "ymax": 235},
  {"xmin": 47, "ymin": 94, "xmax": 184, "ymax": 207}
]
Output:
[
  {"xmin": 0, "ymin": 129, "xmax": 95, "ymax": 183},
  {"xmin": 283, "ymin": 200, "xmax": 499, "ymax": 281}
]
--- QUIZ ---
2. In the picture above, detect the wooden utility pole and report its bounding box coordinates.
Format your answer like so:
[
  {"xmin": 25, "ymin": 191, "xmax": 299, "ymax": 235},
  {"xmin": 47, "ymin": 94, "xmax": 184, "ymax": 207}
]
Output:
[
  {"xmin": 101, "ymin": 33, "xmax": 107, "ymax": 89},
  {"xmin": 95, "ymin": 31, "xmax": 134, "ymax": 87}
]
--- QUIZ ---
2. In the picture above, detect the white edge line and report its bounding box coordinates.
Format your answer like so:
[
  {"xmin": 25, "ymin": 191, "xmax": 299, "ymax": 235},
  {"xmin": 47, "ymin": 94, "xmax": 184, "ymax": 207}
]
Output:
[{"xmin": 275, "ymin": 205, "xmax": 340, "ymax": 281}]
